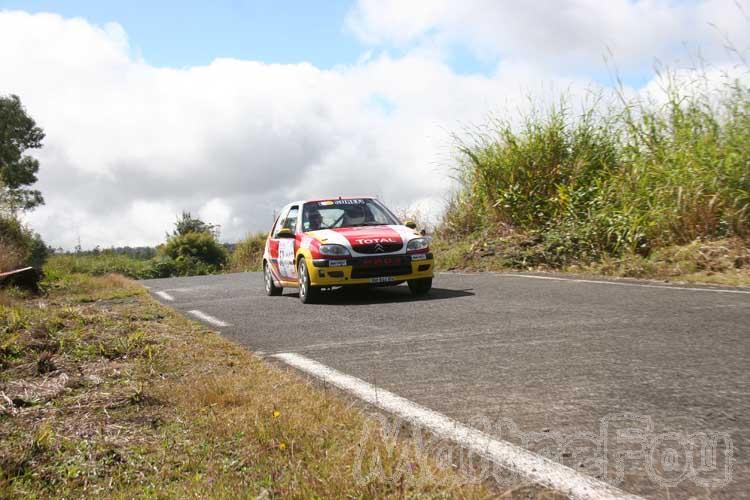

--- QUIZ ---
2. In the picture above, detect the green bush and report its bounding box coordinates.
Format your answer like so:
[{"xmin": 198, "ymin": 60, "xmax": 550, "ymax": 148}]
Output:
[
  {"xmin": 0, "ymin": 216, "xmax": 48, "ymax": 272},
  {"xmin": 230, "ymin": 232, "xmax": 266, "ymax": 272},
  {"xmin": 160, "ymin": 231, "xmax": 228, "ymax": 276},
  {"xmin": 443, "ymin": 71, "xmax": 750, "ymax": 262}
]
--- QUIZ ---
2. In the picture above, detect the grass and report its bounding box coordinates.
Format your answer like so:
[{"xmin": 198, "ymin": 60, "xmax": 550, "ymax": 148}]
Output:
[
  {"xmin": 229, "ymin": 232, "xmax": 266, "ymax": 273},
  {"xmin": 44, "ymin": 253, "xmax": 154, "ymax": 280},
  {"xmin": 433, "ymin": 233, "xmax": 750, "ymax": 286},
  {"xmin": 438, "ymin": 68, "xmax": 750, "ymax": 283},
  {"xmin": 2, "ymin": 271, "xmax": 549, "ymax": 498}
]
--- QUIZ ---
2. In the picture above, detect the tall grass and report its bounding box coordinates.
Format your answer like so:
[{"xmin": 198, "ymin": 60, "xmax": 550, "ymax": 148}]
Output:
[
  {"xmin": 229, "ymin": 232, "xmax": 266, "ymax": 272},
  {"xmin": 442, "ymin": 70, "xmax": 750, "ymax": 262}
]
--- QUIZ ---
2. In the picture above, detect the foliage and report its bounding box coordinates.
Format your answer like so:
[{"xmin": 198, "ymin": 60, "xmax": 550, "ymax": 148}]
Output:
[
  {"xmin": 160, "ymin": 231, "xmax": 228, "ymax": 276},
  {"xmin": 441, "ymin": 70, "xmax": 750, "ymax": 265},
  {"xmin": 44, "ymin": 252, "xmax": 153, "ymax": 280},
  {"xmin": 71, "ymin": 245, "xmax": 157, "ymax": 260},
  {"xmin": 229, "ymin": 232, "xmax": 266, "ymax": 272},
  {"xmin": 171, "ymin": 211, "xmax": 219, "ymax": 238},
  {"xmin": 0, "ymin": 216, "xmax": 48, "ymax": 273},
  {"xmin": 0, "ymin": 95, "xmax": 45, "ymax": 213}
]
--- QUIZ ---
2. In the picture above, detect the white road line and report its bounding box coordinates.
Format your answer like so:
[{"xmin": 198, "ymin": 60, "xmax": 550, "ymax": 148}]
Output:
[
  {"xmin": 187, "ymin": 309, "xmax": 230, "ymax": 327},
  {"xmin": 154, "ymin": 291, "xmax": 174, "ymax": 301},
  {"xmin": 445, "ymin": 271, "xmax": 750, "ymax": 295},
  {"xmin": 273, "ymin": 352, "xmax": 642, "ymax": 500}
]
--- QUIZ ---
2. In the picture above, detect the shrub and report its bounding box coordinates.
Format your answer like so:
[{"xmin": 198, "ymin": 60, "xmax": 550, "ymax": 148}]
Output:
[
  {"xmin": 230, "ymin": 232, "xmax": 266, "ymax": 272},
  {"xmin": 160, "ymin": 231, "xmax": 228, "ymax": 276},
  {"xmin": 0, "ymin": 216, "xmax": 48, "ymax": 272},
  {"xmin": 143, "ymin": 256, "xmax": 178, "ymax": 279},
  {"xmin": 0, "ymin": 240, "xmax": 25, "ymax": 273}
]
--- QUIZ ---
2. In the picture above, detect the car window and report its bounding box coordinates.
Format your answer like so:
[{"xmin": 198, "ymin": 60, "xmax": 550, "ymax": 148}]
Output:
[
  {"xmin": 301, "ymin": 199, "xmax": 397, "ymax": 231},
  {"xmin": 271, "ymin": 207, "xmax": 290, "ymax": 237},
  {"xmin": 281, "ymin": 206, "xmax": 299, "ymax": 232}
]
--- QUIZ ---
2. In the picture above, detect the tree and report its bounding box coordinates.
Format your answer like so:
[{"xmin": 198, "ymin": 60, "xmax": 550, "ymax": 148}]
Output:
[
  {"xmin": 0, "ymin": 94, "xmax": 45, "ymax": 213},
  {"xmin": 171, "ymin": 211, "xmax": 220, "ymax": 238}
]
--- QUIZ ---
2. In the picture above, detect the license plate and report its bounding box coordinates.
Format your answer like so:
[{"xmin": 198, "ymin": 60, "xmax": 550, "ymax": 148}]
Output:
[{"xmin": 369, "ymin": 276, "xmax": 394, "ymax": 284}]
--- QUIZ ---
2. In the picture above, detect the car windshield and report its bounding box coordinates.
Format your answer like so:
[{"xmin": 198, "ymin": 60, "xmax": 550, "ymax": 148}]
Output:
[{"xmin": 301, "ymin": 199, "xmax": 399, "ymax": 232}]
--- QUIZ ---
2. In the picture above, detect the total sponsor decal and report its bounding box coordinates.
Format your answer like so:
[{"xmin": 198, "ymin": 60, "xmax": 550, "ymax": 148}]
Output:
[
  {"xmin": 307, "ymin": 225, "xmax": 419, "ymax": 254},
  {"xmin": 334, "ymin": 226, "xmax": 403, "ymax": 248}
]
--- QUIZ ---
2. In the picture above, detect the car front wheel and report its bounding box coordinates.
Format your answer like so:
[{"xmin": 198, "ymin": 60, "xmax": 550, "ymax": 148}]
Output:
[
  {"xmin": 297, "ymin": 258, "xmax": 320, "ymax": 304},
  {"xmin": 407, "ymin": 277, "xmax": 432, "ymax": 296},
  {"xmin": 264, "ymin": 262, "xmax": 282, "ymax": 296}
]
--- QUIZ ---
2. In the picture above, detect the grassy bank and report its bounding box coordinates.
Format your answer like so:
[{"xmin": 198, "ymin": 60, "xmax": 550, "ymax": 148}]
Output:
[
  {"xmin": 433, "ymin": 234, "xmax": 750, "ymax": 286},
  {"xmin": 438, "ymin": 70, "xmax": 750, "ymax": 284},
  {"xmin": 1, "ymin": 273, "xmax": 499, "ymax": 497}
]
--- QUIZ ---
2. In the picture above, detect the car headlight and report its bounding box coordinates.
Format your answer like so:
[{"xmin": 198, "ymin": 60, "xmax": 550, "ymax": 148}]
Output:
[
  {"xmin": 319, "ymin": 244, "xmax": 350, "ymax": 257},
  {"xmin": 406, "ymin": 237, "xmax": 430, "ymax": 252}
]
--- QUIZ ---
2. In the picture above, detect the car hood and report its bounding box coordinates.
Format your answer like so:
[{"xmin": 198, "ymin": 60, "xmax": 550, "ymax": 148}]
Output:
[{"xmin": 305, "ymin": 225, "xmax": 419, "ymax": 255}]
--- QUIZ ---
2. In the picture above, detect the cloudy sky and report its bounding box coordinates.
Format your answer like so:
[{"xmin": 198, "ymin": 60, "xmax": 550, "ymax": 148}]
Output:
[{"xmin": 1, "ymin": 0, "xmax": 749, "ymax": 249}]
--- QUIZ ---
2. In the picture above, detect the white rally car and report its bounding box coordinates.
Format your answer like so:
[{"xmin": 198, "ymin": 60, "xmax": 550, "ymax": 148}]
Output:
[{"xmin": 263, "ymin": 197, "xmax": 434, "ymax": 303}]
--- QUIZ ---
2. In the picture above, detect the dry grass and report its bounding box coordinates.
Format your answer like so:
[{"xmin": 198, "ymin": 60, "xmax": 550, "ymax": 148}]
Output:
[
  {"xmin": 433, "ymin": 233, "xmax": 750, "ymax": 287},
  {"xmin": 0, "ymin": 241, "xmax": 25, "ymax": 274},
  {"xmin": 0, "ymin": 273, "xmax": 524, "ymax": 498},
  {"xmin": 577, "ymin": 238, "xmax": 750, "ymax": 286},
  {"xmin": 229, "ymin": 232, "xmax": 265, "ymax": 272}
]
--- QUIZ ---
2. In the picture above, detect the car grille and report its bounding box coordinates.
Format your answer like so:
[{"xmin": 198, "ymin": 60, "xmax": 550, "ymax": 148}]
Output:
[
  {"xmin": 353, "ymin": 242, "xmax": 403, "ymax": 254},
  {"xmin": 351, "ymin": 264, "xmax": 412, "ymax": 279}
]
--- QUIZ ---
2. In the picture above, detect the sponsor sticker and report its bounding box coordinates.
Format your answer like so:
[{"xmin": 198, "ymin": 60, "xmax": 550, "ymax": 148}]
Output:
[
  {"xmin": 319, "ymin": 199, "xmax": 366, "ymax": 206},
  {"xmin": 278, "ymin": 239, "xmax": 296, "ymax": 278},
  {"xmin": 329, "ymin": 259, "xmax": 347, "ymax": 267}
]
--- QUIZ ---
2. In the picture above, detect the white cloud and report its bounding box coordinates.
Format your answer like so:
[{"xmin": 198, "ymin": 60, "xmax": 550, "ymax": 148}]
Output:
[
  {"xmin": 1, "ymin": 7, "xmax": 746, "ymax": 249},
  {"xmin": 347, "ymin": 0, "xmax": 750, "ymax": 72}
]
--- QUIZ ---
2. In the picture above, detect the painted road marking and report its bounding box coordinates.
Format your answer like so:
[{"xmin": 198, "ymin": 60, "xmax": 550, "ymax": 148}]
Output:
[
  {"xmin": 155, "ymin": 291, "xmax": 174, "ymax": 301},
  {"xmin": 188, "ymin": 309, "xmax": 230, "ymax": 327},
  {"xmin": 273, "ymin": 352, "xmax": 642, "ymax": 500},
  {"xmin": 440, "ymin": 272, "xmax": 750, "ymax": 295}
]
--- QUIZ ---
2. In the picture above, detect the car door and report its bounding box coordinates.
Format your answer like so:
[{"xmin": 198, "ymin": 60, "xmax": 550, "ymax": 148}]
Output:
[
  {"xmin": 277, "ymin": 205, "xmax": 299, "ymax": 280},
  {"xmin": 267, "ymin": 206, "xmax": 290, "ymax": 281}
]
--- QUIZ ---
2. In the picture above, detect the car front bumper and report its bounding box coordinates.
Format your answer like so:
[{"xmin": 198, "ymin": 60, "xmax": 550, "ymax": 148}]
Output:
[{"xmin": 309, "ymin": 253, "xmax": 434, "ymax": 286}]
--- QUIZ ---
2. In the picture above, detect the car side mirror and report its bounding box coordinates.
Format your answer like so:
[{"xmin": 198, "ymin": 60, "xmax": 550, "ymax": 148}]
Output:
[
  {"xmin": 276, "ymin": 228, "xmax": 295, "ymax": 238},
  {"xmin": 405, "ymin": 221, "xmax": 417, "ymax": 229}
]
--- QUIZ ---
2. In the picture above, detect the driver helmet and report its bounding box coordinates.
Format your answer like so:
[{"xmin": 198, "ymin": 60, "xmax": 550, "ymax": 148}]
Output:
[
  {"xmin": 307, "ymin": 208, "xmax": 323, "ymax": 230},
  {"xmin": 346, "ymin": 205, "xmax": 366, "ymax": 225}
]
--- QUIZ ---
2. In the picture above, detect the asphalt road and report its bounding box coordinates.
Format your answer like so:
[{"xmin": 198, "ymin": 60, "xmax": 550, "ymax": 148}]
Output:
[{"xmin": 143, "ymin": 271, "xmax": 750, "ymax": 499}]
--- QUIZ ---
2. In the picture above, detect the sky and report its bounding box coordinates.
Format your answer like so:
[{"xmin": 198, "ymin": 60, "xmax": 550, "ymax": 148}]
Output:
[{"xmin": 1, "ymin": 0, "xmax": 749, "ymax": 249}]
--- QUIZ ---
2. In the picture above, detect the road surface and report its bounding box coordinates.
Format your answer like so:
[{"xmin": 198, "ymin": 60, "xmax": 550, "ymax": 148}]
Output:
[{"xmin": 143, "ymin": 271, "xmax": 750, "ymax": 499}]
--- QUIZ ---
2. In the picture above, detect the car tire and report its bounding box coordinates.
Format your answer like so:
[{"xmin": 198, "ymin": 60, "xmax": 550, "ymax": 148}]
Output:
[
  {"xmin": 264, "ymin": 262, "xmax": 282, "ymax": 296},
  {"xmin": 407, "ymin": 277, "xmax": 432, "ymax": 296},
  {"xmin": 297, "ymin": 257, "xmax": 320, "ymax": 304}
]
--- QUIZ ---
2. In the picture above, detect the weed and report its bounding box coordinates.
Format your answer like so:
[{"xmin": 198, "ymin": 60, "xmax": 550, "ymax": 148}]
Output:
[{"xmin": 36, "ymin": 351, "xmax": 55, "ymax": 374}]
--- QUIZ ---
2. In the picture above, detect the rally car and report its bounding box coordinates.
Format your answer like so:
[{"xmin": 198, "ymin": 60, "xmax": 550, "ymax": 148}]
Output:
[{"xmin": 262, "ymin": 197, "xmax": 434, "ymax": 303}]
